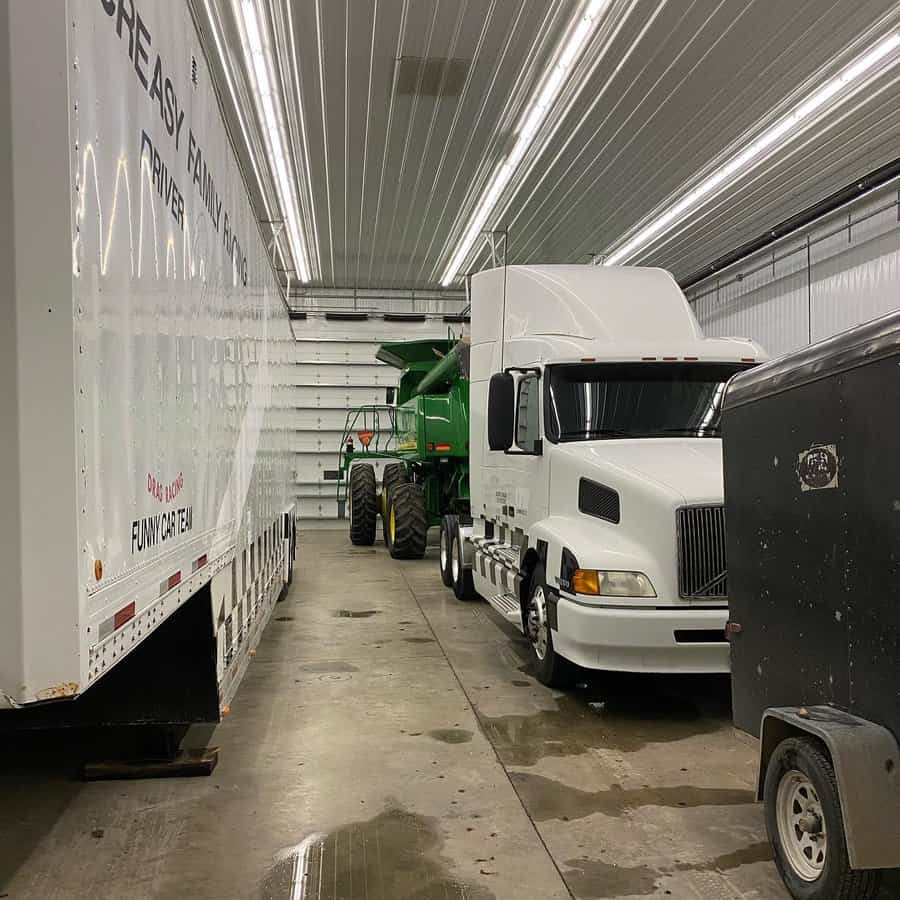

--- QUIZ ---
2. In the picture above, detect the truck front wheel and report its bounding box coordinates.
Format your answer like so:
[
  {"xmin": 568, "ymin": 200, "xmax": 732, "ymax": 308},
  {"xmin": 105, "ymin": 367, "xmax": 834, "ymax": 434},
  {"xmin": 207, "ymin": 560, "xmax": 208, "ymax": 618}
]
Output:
[
  {"xmin": 386, "ymin": 483, "xmax": 428, "ymax": 559},
  {"xmin": 764, "ymin": 736, "xmax": 882, "ymax": 900},
  {"xmin": 525, "ymin": 564, "xmax": 572, "ymax": 688},
  {"xmin": 450, "ymin": 527, "xmax": 477, "ymax": 601},
  {"xmin": 348, "ymin": 464, "xmax": 377, "ymax": 546}
]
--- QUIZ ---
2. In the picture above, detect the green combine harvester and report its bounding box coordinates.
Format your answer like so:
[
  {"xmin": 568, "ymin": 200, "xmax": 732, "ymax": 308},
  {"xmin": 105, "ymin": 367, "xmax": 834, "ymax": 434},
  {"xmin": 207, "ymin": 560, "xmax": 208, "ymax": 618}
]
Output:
[{"xmin": 332, "ymin": 336, "xmax": 475, "ymax": 598}]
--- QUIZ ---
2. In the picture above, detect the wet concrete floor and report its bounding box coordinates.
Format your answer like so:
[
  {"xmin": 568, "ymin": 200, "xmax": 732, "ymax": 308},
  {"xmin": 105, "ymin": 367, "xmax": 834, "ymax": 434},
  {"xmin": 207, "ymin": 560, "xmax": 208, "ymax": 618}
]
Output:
[{"xmin": 1, "ymin": 530, "xmax": 898, "ymax": 899}]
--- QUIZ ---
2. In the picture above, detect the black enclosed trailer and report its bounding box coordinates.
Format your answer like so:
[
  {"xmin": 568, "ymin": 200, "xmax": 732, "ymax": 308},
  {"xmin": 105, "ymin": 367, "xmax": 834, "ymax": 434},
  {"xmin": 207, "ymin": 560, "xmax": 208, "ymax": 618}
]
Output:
[{"xmin": 723, "ymin": 311, "xmax": 900, "ymax": 900}]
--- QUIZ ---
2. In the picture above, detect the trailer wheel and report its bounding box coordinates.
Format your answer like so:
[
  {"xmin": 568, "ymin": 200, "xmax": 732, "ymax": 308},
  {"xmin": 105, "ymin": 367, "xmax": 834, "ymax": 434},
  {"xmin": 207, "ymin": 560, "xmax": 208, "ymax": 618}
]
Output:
[
  {"xmin": 450, "ymin": 527, "xmax": 478, "ymax": 601},
  {"xmin": 386, "ymin": 483, "xmax": 428, "ymax": 559},
  {"xmin": 380, "ymin": 463, "xmax": 409, "ymax": 543},
  {"xmin": 525, "ymin": 564, "xmax": 572, "ymax": 688},
  {"xmin": 764, "ymin": 736, "xmax": 882, "ymax": 900},
  {"xmin": 348, "ymin": 464, "xmax": 377, "ymax": 546},
  {"xmin": 439, "ymin": 515, "xmax": 457, "ymax": 586}
]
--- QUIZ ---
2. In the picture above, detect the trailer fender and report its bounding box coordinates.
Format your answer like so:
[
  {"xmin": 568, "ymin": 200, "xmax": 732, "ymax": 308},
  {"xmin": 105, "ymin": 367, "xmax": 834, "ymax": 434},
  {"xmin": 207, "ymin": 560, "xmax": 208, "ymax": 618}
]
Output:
[{"xmin": 758, "ymin": 705, "xmax": 900, "ymax": 869}]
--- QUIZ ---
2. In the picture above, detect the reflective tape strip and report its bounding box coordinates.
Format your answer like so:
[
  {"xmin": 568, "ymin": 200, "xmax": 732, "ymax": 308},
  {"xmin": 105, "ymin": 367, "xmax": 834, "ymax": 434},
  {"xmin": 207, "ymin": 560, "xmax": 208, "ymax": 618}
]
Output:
[
  {"xmin": 159, "ymin": 571, "xmax": 182, "ymax": 596},
  {"xmin": 192, "ymin": 553, "xmax": 208, "ymax": 573},
  {"xmin": 99, "ymin": 601, "xmax": 136, "ymax": 641}
]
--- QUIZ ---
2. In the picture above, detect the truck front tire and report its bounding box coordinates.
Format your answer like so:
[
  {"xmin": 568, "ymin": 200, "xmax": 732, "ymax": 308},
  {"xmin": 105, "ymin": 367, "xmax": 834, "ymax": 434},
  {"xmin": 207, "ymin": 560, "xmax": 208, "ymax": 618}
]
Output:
[
  {"xmin": 386, "ymin": 483, "xmax": 428, "ymax": 559},
  {"xmin": 450, "ymin": 527, "xmax": 477, "ymax": 601},
  {"xmin": 764, "ymin": 736, "xmax": 882, "ymax": 900},
  {"xmin": 525, "ymin": 564, "xmax": 572, "ymax": 688},
  {"xmin": 348, "ymin": 464, "xmax": 377, "ymax": 546}
]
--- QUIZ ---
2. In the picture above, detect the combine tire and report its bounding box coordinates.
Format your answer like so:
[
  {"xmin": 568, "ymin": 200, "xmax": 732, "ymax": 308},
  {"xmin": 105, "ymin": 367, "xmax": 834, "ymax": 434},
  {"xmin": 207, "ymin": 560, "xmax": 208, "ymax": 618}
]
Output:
[
  {"xmin": 386, "ymin": 483, "xmax": 428, "ymax": 559},
  {"xmin": 439, "ymin": 515, "xmax": 457, "ymax": 586},
  {"xmin": 349, "ymin": 464, "xmax": 377, "ymax": 546},
  {"xmin": 380, "ymin": 462, "xmax": 409, "ymax": 543}
]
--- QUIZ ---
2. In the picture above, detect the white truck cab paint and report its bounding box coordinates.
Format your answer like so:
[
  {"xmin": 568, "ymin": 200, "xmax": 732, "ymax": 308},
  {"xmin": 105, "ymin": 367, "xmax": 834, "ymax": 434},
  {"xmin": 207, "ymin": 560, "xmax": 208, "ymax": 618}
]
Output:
[{"xmin": 466, "ymin": 265, "xmax": 766, "ymax": 684}]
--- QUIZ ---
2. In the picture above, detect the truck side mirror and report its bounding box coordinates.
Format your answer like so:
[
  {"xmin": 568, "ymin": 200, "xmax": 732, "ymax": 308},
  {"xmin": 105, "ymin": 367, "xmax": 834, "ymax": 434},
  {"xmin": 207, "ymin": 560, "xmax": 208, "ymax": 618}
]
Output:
[{"xmin": 488, "ymin": 372, "xmax": 514, "ymax": 451}]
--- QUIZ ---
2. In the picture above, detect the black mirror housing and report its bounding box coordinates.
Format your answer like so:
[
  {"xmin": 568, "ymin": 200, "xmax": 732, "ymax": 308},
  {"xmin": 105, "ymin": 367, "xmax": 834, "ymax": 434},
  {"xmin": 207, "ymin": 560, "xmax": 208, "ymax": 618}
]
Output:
[{"xmin": 488, "ymin": 372, "xmax": 515, "ymax": 451}]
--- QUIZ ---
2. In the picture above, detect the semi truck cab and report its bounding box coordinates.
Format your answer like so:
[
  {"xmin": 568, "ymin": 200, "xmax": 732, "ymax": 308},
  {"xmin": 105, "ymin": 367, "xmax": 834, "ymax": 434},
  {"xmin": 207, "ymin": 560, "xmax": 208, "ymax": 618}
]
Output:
[{"xmin": 466, "ymin": 264, "xmax": 766, "ymax": 684}]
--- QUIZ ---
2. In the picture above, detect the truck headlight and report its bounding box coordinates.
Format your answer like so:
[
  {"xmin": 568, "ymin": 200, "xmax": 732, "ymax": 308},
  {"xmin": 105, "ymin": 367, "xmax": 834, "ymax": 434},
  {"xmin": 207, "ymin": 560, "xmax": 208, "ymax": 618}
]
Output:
[{"xmin": 572, "ymin": 569, "xmax": 656, "ymax": 598}]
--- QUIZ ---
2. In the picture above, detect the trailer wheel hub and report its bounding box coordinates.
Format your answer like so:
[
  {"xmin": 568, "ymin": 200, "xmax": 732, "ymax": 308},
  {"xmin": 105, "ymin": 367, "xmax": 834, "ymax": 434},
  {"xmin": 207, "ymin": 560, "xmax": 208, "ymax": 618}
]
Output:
[{"xmin": 776, "ymin": 769, "xmax": 828, "ymax": 881}]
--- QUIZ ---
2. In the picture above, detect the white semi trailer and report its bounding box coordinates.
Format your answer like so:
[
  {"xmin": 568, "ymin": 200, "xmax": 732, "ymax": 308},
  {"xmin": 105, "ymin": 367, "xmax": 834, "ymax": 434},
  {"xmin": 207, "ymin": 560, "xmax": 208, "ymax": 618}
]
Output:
[
  {"xmin": 0, "ymin": 1, "xmax": 296, "ymax": 724},
  {"xmin": 463, "ymin": 265, "xmax": 765, "ymax": 685}
]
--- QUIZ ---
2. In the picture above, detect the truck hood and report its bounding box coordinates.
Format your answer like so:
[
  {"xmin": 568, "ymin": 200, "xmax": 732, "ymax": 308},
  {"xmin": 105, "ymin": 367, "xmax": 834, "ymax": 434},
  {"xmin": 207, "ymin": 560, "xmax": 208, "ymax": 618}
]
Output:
[{"xmin": 554, "ymin": 438, "xmax": 724, "ymax": 505}]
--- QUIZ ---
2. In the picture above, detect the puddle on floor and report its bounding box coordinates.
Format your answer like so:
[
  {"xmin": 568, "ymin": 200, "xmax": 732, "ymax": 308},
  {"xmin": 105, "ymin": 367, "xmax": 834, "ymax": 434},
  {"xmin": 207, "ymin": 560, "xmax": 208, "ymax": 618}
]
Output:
[
  {"xmin": 479, "ymin": 678, "xmax": 728, "ymax": 764},
  {"xmin": 674, "ymin": 841, "xmax": 772, "ymax": 872},
  {"xmin": 509, "ymin": 771, "xmax": 753, "ymax": 822},
  {"xmin": 258, "ymin": 807, "xmax": 495, "ymax": 900},
  {"xmin": 403, "ymin": 637, "xmax": 435, "ymax": 644},
  {"xmin": 333, "ymin": 609, "xmax": 381, "ymax": 619},
  {"xmin": 428, "ymin": 728, "xmax": 473, "ymax": 744},
  {"xmin": 563, "ymin": 856, "xmax": 660, "ymax": 898}
]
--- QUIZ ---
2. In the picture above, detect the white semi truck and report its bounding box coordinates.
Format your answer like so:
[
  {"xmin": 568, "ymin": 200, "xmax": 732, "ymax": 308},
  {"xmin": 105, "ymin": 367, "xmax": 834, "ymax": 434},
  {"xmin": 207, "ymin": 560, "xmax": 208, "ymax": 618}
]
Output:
[
  {"xmin": 0, "ymin": 2, "xmax": 295, "ymax": 725},
  {"xmin": 463, "ymin": 265, "xmax": 765, "ymax": 685}
]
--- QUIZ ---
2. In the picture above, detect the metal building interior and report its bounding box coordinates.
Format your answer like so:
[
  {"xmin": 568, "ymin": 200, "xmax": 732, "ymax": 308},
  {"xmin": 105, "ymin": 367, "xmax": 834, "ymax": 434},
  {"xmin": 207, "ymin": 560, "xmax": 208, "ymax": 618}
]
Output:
[{"xmin": 2, "ymin": 1, "xmax": 900, "ymax": 898}]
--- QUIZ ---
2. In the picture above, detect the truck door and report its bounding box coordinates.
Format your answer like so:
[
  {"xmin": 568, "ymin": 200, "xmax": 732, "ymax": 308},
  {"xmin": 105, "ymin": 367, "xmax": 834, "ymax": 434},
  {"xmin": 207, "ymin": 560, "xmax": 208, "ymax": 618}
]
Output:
[{"xmin": 507, "ymin": 371, "xmax": 548, "ymax": 532}]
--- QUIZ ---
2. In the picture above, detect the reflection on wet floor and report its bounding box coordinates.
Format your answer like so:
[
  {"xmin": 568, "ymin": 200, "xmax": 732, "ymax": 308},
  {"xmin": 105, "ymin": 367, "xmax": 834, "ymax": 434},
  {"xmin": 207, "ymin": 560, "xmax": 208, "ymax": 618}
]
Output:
[
  {"xmin": 258, "ymin": 808, "xmax": 495, "ymax": 900},
  {"xmin": 478, "ymin": 669, "xmax": 732, "ymax": 765}
]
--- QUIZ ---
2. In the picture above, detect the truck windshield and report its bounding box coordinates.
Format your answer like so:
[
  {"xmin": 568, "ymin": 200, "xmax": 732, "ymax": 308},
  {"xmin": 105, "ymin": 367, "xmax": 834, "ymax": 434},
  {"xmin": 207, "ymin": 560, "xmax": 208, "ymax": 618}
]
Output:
[{"xmin": 545, "ymin": 362, "xmax": 750, "ymax": 442}]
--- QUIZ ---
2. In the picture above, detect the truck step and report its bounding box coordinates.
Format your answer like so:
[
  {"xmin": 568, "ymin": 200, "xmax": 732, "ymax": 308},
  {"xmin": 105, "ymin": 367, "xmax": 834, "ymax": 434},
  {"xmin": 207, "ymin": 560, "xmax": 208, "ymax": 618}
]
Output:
[{"xmin": 487, "ymin": 592, "xmax": 522, "ymax": 626}]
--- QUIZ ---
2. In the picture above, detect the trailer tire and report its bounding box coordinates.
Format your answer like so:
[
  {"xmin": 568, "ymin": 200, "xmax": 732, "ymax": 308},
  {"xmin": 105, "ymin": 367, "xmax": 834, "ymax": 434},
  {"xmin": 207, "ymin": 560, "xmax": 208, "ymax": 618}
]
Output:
[
  {"xmin": 349, "ymin": 464, "xmax": 377, "ymax": 546},
  {"xmin": 386, "ymin": 483, "xmax": 428, "ymax": 559},
  {"xmin": 525, "ymin": 564, "xmax": 572, "ymax": 688},
  {"xmin": 380, "ymin": 462, "xmax": 409, "ymax": 544},
  {"xmin": 764, "ymin": 736, "xmax": 882, "ymax": 900},
  {"xmin": 450, "ymin": 527, "xmax": 478, "ymax": 601},
  {"xmin": 439, "ymin": 515, "xmax": 457, "ymax": 586}
]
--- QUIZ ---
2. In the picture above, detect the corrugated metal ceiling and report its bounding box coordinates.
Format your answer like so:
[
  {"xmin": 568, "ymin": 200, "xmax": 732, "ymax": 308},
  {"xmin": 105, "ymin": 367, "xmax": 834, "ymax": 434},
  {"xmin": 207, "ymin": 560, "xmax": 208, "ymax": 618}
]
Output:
[{"xmin": 194, "ymin": 0, "xmax": 900, "ymax": 293}]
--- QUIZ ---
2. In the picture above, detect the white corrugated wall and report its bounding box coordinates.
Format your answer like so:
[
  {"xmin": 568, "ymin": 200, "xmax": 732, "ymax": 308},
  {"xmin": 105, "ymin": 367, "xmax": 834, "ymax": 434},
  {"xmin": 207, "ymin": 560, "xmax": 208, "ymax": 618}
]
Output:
[
  {"xmin": 277, "ymin": 313, "xmax": 463, "ymax": 527},
  {"xmin": 686, "ymin": 181, "xmax": 900, "ymax": 358}
]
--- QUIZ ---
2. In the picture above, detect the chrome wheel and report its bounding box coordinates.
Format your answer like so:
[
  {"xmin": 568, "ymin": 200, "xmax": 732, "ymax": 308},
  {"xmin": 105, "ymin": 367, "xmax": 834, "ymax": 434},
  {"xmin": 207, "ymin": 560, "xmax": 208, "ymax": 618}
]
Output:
[
  {"xmin": 777, "ymin": 769, "xmax": 828, "ymax": 881},
  {"xmin": 451, "ymin": 532, "xmax": 461, "ymax": 582},
  {"xmin": 441, "ymin": 526, "xmax": 450, "ymax": 575},
  {"xmin": 526, "ymin": 586, "xmax": 549, "ymax": 661}
]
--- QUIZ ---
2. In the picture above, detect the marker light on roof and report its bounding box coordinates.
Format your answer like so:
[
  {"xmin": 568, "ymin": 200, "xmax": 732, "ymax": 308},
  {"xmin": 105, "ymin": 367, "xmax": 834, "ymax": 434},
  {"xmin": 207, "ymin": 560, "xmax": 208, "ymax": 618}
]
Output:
[
  {"xmin": 603, "ymin": 30, "xmax": 900, "ymax": 266},
  {"xmin": 239, "ymin": 0, "xmax": 312, "ymax": 282},
  {"xmin": 439, "ymin": 0, "xmax": 612, "ymax": 286}
]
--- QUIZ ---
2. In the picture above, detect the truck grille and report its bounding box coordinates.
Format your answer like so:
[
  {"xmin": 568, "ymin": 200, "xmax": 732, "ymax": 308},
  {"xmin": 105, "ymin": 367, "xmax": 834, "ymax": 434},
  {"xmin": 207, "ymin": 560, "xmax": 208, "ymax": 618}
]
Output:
[{"xmin": 677, "ymin": 506, "xmax": 727, "ymax": 599}]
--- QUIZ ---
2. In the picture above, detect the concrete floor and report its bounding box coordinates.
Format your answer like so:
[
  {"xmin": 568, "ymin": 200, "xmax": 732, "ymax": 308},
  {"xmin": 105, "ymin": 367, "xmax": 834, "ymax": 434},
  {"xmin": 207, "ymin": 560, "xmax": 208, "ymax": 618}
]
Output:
[{"xmin": 2, "ymin": 530, "xmax": 898, "ymax": 899}]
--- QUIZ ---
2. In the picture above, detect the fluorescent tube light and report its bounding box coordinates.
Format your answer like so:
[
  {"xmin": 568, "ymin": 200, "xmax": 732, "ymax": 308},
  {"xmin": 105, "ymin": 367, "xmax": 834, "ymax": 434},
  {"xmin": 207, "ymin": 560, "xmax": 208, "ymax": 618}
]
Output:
[
  {"xmin": 603, "ymin": 30, "xmax": 900, "ymax": 266},
  {"xmin": 240, "ymin": 0, "xmax": 312, "ymax": 282},
  {"xmin": 440, "ymin": 0, "xmax": 611, "ymax": 286}
]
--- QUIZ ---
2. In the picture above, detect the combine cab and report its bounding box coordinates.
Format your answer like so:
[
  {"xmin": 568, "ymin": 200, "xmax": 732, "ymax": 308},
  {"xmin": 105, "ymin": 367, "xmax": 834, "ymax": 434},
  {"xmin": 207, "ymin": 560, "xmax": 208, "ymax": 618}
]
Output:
[{"xmin": 330, "ymin": 337, "xmax": 475, "ymax": 597}]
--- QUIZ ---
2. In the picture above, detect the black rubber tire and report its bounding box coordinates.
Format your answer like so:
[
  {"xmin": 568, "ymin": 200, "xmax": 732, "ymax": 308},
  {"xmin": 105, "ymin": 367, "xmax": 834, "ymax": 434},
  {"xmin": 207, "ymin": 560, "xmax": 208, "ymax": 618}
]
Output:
[
  {"xmin": 348, "ymin": 464, "xmax": 377, "ymax": 546},
  {"xmin": 386, "ymin": 483, "xmax": 428, "ymax": 559},
  {"xmin": 450, "ymin": 528, "xmax": 478, "ymax": 601},
  {"xmin": 380, "ymin": 462, "xmax": 409, "ymax": 544},
  {"xmin": 764, "ymin": 736, "xmax": 882, "ymax": 900},
  {"xmin": 439, "ymin": 515, "xmax": 457, "ymax": 587},
  {"xmin": 524, "ymin": 564, "xmax": 572, "ymax": 688}
]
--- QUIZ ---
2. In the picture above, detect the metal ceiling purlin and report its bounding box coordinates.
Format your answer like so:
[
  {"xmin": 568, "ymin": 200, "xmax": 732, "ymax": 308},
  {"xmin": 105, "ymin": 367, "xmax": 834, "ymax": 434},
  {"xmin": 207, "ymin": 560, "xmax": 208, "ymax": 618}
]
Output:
[{"xmin": 203, "ymin": 0, "xmax": 900, "ymax": 297}]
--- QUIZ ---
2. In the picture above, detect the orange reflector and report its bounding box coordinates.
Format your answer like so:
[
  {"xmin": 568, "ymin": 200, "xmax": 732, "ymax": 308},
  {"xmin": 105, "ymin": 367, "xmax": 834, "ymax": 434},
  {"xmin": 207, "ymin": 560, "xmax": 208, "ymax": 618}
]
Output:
[
  {"xmin": 642, "ymin": 357, "xmax": 656, "ymax": 361},
  {"xmin": 357, "ymin": 430, "xmax": 373, "ymax": 447},
  {"xmin": 580, "ymin": 357, "xmax": 596, "ymax": 362},
  {"xmin": 662, "ymin": 356, "xmax": 677, "ymax": 361},
  {"xmin": 683, "ymin": 356, "xmax": 698, "ymax": 361},
  {"xmin": 94, "ymin": 559, "xmax": 103, "ymax": 581},
  {"xmin": 572, "ymin": 569, "xmax": 601, "ymax": 595},
  {"xmin": 435, "ymin": 443, "xmax": 451, "ymax": 452},
  {"xmin": 741, "ymin": 357, "xmax": 755, "ymax": 363}
]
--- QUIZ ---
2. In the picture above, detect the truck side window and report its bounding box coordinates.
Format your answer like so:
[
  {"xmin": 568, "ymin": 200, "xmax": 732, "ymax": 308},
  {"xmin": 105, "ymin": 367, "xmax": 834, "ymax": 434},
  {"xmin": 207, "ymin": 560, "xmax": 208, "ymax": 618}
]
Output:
[{"xmin": 516, "ymin": 374, "xmax": 541, "ymax": 453}]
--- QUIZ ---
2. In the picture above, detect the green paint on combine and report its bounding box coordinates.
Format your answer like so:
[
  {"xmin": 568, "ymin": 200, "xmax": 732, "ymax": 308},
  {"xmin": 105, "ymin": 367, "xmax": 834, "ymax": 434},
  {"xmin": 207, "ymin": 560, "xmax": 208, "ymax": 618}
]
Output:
[{"xmin": 333, "ymin": 336, "xmax": 470, "ymax": 560}]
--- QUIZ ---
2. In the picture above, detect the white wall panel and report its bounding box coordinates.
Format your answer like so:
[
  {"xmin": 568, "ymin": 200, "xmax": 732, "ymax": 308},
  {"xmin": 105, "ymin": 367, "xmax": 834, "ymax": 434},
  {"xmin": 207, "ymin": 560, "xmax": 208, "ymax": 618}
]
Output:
[
  {"xmin": 687, "ymin": 182, "xmax": 900, "ymax": 359},
  {"xmin": 283, "ymin": 317, "xmax": 456, "ymax": 525}
]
